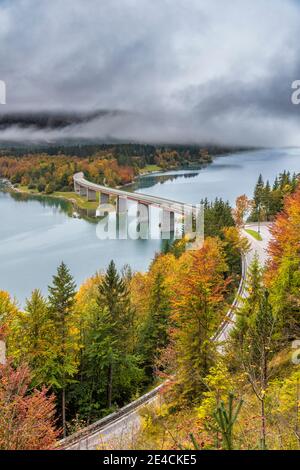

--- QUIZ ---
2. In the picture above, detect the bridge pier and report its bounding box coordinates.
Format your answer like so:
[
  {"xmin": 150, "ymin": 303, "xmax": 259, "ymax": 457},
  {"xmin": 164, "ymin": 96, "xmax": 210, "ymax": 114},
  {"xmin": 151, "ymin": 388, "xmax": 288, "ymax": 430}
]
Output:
[
  {"xmin": 72, "ymin": 175, "xmax": 197, "ymax": 243},
  {"xmin": 117, "ymin": 196, "xmax": 127, "ymax": 214},
  {"xmin": 79, "ymin": 186, "xmax": 87, "ymax": 197},
  {"xmin": 137, "ymin": 202, "xmax": 149, "ymax": 222},
  {"xmin": 87, "ymin": 189, "xmax": 97, "ymax": 202},
  {"xmin": 100, "ymin": 192, "xmax": 110, "ymax": 204},
  {"xmin": 137, "ymin": 202, "xmax": 150, "ymax": 238},
  {"xmin": 161, "ymin": 210, "xmax": 175, "ymax": 235},
  {"xmin": 74, "ymin": 182, "xmax": 81, "ymax": 194}
]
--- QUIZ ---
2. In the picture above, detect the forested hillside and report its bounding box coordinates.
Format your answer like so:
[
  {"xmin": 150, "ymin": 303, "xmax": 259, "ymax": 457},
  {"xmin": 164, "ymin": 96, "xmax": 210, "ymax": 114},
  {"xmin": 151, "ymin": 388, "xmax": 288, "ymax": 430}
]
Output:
[
  {"xmin": 130, "ymin": 182, "xmax": 300, "ymax": 450},
  {"xmin": 0, "ymin": 172, "xmax": 299, "ymax": 450},
  {"xmin": 249, "ymin": 171, "xmax": 298, "ymax": 221},
  {"xmin": 0, "ymin": 144, "xmax": 214, "ymax": 193},
  {"xmin": 0, "ymin": 197, "xmax": 243, "ymax": 447}
]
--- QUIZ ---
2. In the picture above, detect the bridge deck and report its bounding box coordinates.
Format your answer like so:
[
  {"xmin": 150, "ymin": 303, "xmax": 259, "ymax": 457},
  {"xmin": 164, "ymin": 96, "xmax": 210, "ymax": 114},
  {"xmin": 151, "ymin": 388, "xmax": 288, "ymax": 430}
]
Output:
[{"xmin": 74, "ymin": 172, "xmax": 195, "ymax": 213}]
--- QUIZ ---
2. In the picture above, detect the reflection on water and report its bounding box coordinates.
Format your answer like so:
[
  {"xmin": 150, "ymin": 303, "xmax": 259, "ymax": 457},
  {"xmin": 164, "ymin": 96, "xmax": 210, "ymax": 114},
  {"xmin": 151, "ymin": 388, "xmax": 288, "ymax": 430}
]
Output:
[
  {"xmin": 130, "ymin": 170, "xmax": 202, "ymax": 191},
  {"xmin": 0, "ymin": 192, "xmax": 164, "ymax": 305},
  {"xmin": 10, "ymin": 191, "xmax": 72, "ymax": 215}
]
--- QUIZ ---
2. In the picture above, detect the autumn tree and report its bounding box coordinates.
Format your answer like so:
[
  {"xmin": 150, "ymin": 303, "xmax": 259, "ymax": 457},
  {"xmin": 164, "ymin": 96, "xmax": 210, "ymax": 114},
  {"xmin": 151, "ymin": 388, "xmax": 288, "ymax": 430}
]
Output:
[
  {"xmin": 8, "ymin": 289, "xmax": 54, "ymax": 386},
  {"xmin": 58, "ymin": 266, "xmax": 143, "ymax": 424},
  {"xmin": 196, "ymin": 361, "xmax": 236, "ymax": 448},
  {"xmin": 232, "ymin": 194, "xmax": 253, "ymax": 228},
  {"xmin": 0, "ymin": 153, "xmax": 136, "ymax": 190},
  {"xmin": 269, "ymin": 369, "xmax": 300, "ymax": 448},
  {"xmin": 222, "ymin": 226, "xmax": 250, "ymax": 281},
  {"xmin": 231, "ymin": 258, "xmax": 277, "ymax": 449},
  {"xmin": 172, "ymin": 238, "xmax": 230, "ymax": 403},
  {"xmin": 0, "ymin": 361, "xmax": 59, "ymax": 450},
  {"xmin": 65, "ymin": 273, "xmax": 104, "ymax": 424},
  {"xmin": 0, "ymin": 291, "xmax": 19, "ymax": 335},
  {"xmin": 266, "ymin": 183, "xmax": 300, "ymax": 339}
]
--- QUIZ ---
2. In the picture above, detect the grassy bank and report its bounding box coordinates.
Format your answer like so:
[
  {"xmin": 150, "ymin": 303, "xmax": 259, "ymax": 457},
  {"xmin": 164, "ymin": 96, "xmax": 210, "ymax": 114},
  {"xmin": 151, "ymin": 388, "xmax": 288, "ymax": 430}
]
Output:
[
  {"xmin": 245, "ymin": 228, "xmax": 262, "ymax": 241},
  {"xmin": 14, "ymin": 185, "xmax": 99, "ymax": 211},
  {"xmin": 139, "ymin": 164, "xmax": 162, "ymax": 174}
]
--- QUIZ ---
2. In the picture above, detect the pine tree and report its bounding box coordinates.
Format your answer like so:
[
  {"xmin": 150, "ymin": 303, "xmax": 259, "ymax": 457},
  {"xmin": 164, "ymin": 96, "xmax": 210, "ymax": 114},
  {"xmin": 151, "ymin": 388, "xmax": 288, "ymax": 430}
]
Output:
[
  {"xmin": 84, "ymin": 307, "xmax": 116, "ymax": 420},
  {"xmin": 263, "ymin": 180, "xmax": 271, "ymax": 220},
  {"xmin": 202, "ymin": 198, "xmax": 235, "ymax": 238},
  {"xmin": 253, "ymin": 174, "xmax": 264, "ymax": 223},
  {"xmin": 48, "ymin": 261, "xmax": 78, "ymax": 437},
  {"xmin": 231, "ymin": 259, "xmax": 277, "ymax": 449},
  {"xmin": 246, "ymin": 291, "xmax": 276, "ymax": 449},
  {"xmin": 291, "ymin": 172, "xmax": 298, "ymax": 191},
  {"xmin": 68, "ymin": 266, "xmax": 143, "ymax": 422},
  {"xmin": 273, "ymin": 176, "xmax": 279, "ymax": 191},
  {"xmin": 140, "ymin": 270, "xmax": 171, "ymax": 378},
  {"xmin": 269, "ymin": 256, "xmax": 300, "ymax": 340},
  {"xmin": 254, "ymin": 174, "xmax": 264, "ymax": 206},
  {"xmin": 97, "ymin": 261, "xmax": 134, "ymax": 409},
  {"xmin": 231, "ymin": 254, "xmax": 263, "ymax": 344}
]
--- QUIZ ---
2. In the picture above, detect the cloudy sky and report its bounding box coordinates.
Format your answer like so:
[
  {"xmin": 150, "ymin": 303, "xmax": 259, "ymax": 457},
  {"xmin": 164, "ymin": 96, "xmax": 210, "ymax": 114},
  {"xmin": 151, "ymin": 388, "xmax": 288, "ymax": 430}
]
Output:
[{"xmin": 0, "ymin": 0, "xmax": 300, "ymax": 145}]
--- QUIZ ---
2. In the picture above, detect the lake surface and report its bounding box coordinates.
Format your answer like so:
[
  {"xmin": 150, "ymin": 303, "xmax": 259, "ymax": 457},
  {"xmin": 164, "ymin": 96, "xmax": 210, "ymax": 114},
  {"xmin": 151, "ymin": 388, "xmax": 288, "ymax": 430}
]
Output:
[
  {"xmin": 0, "ymin": 147, "xmax": 299, "ymax": 306},
  {"xmin": 135, "ymin": 147, "xmax": 300, "ymax": 205}
]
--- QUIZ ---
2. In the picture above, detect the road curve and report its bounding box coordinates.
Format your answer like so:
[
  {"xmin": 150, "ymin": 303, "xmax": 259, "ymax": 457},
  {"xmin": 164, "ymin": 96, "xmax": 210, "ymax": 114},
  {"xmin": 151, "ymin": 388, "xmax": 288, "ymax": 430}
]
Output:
[
  {"xmin": 58, "ymin": 223, "xmax": 272, "ymax": 450},
  {"xmin": 58, "ymin": 383, "xmax": 166, "ymax": 450},
  {"xmin": 215, "ymin": 222, "xmax": 272, "ymax": 344}
]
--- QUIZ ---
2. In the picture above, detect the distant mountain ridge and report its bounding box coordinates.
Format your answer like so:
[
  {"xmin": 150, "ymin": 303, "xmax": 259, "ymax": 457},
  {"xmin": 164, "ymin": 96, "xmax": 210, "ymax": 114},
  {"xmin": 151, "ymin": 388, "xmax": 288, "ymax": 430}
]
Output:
[{"xmin": 0, "ymin": 110, "xmax": 123, "ymax": 130}]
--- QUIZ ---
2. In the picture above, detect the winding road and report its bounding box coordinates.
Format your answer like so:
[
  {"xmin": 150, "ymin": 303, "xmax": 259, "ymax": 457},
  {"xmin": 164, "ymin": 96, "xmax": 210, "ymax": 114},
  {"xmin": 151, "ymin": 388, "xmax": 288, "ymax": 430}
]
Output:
[
  {"xmin": 215, "ymin": 222, "xmax": 272, "ymax": 343},
  {"xmin": 58, "ymin": 222, "xmax": 272, "ymax": 451}
]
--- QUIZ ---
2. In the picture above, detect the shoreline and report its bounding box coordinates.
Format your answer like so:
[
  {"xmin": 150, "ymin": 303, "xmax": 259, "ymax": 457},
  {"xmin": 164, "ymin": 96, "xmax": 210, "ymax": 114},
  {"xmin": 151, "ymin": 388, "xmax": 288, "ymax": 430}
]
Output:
[{"xmin": 4, "ymin": 183, "xmax": 98, "ymax": 212}]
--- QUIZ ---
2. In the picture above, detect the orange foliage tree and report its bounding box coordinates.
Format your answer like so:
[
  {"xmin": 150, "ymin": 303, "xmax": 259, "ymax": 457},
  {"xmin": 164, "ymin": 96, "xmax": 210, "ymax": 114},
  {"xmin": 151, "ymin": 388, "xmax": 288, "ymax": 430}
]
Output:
[
  {"xmin": 171, "ymin": 238, "xmax": 231, "ymax": 402},
  {"xmin": 0, "ymin": 361, "xmax": 59, "ymax": 450},
  {"xmin": 232, "ymin": 194, "xmax": 253, "ymax": 228},
  {"xmin": 0, "ymin": 154, "xmax": 136, "ymax": 191},
  {"xmin": 266, "ymin": 183, "xmax": 300, "ymax": 337},
  {"xmin": 267, "ymin": 184, "xmax": 300, "ymax": 275}
]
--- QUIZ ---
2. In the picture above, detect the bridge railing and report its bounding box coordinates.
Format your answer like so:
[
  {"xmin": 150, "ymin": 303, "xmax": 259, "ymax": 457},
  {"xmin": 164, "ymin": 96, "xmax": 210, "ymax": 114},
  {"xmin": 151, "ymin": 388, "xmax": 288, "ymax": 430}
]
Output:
[
  {"xmin": 212, "ymin": 253, "xmax": 247, "ymax": 343},
  {"xmin": 56, "ymin": 382, "xmax": 166, "ymax": 449},
  {"xmin": 73, "ymin": 172, "xmax": 195, "ymax": 214}
]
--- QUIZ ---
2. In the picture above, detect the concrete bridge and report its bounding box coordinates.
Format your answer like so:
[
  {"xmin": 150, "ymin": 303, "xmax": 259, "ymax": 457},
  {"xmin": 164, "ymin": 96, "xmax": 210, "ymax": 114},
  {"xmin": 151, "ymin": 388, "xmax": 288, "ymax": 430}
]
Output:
[{"xmin": 73, "ymin": 172, "xmax": 197, "ymax": 232}]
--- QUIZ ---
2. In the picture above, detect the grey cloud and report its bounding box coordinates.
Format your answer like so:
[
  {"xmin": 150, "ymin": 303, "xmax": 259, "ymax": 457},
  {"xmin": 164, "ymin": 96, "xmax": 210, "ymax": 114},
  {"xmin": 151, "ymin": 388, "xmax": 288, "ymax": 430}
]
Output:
[{"xmin": 0, "ymin": 0, "xmax": 300, "ymax": 146}]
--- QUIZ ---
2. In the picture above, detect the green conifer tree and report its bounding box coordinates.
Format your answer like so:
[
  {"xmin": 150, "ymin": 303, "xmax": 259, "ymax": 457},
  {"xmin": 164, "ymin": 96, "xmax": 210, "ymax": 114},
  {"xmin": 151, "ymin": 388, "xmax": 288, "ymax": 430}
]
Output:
[
  {"xmin": 48, "ymin": 261, "xmax": 78, "ymax": 437},
  {"xmin": 140, "ymin": 270, "xmax": 171, "ymax": 378},
  {"xmin": 97, "ymin": 261, "xmax": 135, "ymax": 409}
]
